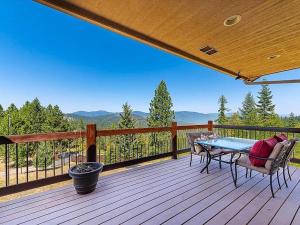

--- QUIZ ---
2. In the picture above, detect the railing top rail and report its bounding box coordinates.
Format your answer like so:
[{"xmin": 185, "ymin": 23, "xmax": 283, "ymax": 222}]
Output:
[
  {"xmin": 214, "ymin": 124, "xmax": 300, "ymax": 133},
  {"xmin": 0, "ymin": 130, "xmax": 86, "ymax": 144}
]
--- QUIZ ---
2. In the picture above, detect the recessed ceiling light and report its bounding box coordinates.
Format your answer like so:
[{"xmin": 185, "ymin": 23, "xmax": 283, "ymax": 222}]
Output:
[
  {"xmin": 224, "ymin": 15, "xmax": 242, "ymax": 27},
  {"xmin": 267, "ymin": 54, "xmax": 281, "ymax": 60}
]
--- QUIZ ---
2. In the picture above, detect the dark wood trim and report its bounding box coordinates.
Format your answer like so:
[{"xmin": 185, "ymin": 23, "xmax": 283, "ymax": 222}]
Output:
[
  {"xmin": 0, "ymin": 174, "xmax": 70, "ymax": 197},
  {"xmin": 86, "ymin": 124, "xmax": 97, "ymax": 162},
  {"xmin": 214, "ymin": 125, "xmax": 300, "ymax": 133},
  {"xmin": 0, "ymin": 131, "xmax": 86, "ymax": 144},
  {"xmin": 34, "ymin": 0, "xmax": 246, "ymax": 80},
  {"xmin": 208, "ymin": 120, "xmax": 213, "ymax": 131},
  {"xmin": 290, "ymin": 158, "xmax": 300, "ymax": 164}
]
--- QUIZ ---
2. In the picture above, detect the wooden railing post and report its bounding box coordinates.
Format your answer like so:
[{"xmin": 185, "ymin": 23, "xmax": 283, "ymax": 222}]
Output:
[
  {"xmin": 171, "ymin": 122, "xmax": 178, "ymax": 159},
  {"xmin": 208, "ymin": 120, "xmax": 213, "ymax": 131},
  {"xmin": 86, "ymin": 124, "xmax": 97, "ymax": 162}
]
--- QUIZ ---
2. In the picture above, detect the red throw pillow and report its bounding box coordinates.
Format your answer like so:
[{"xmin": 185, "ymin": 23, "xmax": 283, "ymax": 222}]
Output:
[
  {"xmin": 274, "ymin": 133, "xmax": 288, "ymax": 142},
  {"xmin": 249, "ymin": 138, "xmax": 277, "ymax": 167},
  {"xmin": 266, "ymin": 137, "xmax": 278, "ymax": 149}
]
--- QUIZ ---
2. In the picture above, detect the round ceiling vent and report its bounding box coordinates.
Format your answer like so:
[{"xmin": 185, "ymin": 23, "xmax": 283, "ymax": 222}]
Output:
[{"xmin": 224, "ymin": 15, "xmax": 242, "ymax": 27}]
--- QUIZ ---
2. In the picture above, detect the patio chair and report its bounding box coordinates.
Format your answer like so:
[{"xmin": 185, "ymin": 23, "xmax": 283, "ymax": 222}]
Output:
[
  {"xmin": 280, "ymin": 139, "xmax": 298, "ymax": 187},
  {"xmin": 187, "ymin": 132, "xmax": 224, "ymax": 173},
  {"xmin": 233, "ymin": 139, "xmax": 296, "ymax": 198}
]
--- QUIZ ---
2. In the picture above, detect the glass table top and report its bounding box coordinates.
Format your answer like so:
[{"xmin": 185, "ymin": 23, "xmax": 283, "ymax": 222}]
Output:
[{"xmin": 195, "ymin": 137, "xmax": 258, "ymax": 152}]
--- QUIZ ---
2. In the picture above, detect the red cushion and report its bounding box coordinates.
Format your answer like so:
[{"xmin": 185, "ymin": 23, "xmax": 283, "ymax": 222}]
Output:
[
  {"xmin": 249, "ymin": 138, "xmax": 277, "ymax": 166},
  {"xmin": 266, "ymin": 137, "xmax": 278, "ymax": 149},
  {"xmin": 274, "ymin": 133, "xmax": 288, "ymax": 142}
]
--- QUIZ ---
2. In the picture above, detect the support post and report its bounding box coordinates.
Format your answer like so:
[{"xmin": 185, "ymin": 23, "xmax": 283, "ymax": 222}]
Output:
[
  {"xmin": 208, "ymin": 120, "xmax": 213, "ymax": 132},
  {"xmin": 86, "ymin": 124, "xmax": 97, "ymax": 162},
  {"xmin": 171, "ymin": 122, "xmax": 177, "ymax": 159}
]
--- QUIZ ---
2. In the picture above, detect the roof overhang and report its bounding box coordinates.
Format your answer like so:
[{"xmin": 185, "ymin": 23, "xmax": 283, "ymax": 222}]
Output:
[{"xmin": 35, "ymin": 0, "xmax": 300, "ymax": 82}]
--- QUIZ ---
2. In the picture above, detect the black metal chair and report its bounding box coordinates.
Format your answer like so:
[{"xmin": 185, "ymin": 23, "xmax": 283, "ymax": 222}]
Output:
[
  {"xmin": 187, "ymin": 132, "xmax": 225, "ymax": 173},
  {"xmin": 280, "ymin": 139, "xmax": 298, "ymax": 187},
  {"xmin": 233, "ymin": 139, "xmax": 296, "ymax": 198}
]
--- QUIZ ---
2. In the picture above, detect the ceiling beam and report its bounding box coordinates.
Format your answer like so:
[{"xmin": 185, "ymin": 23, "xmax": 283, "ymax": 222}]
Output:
[{"xmin": 245, "ymin": 79, "xmax": 300, "ymax": 85}]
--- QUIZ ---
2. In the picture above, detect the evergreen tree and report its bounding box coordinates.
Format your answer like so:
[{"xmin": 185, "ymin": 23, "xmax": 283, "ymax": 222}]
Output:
[
  {"xmin": 287, "ymin": 112, "xmax": 297, "ymax": 128},
  {"xmin": 0, "ymin": 104, "xmax": 3, "ymax": 118},
  {"xmin": 228, "ymin": 112, "xmax": 242, "ymax": 125},
  {"xmin": 117, "ymin": 103, "xmax": 137, "ymax": 159},
  {"xmin": 43, "ymin": 104, "xmax": 69, "ymax": 132},
  {"xmin": 239, "ymin": 93, "xmax": 258, "ymax": 125},
  {"xmin": 147, "ymin": 81, "xmax": 174, "ymax": 149},
  {"xmin": 256, "ymin": 84, "xmax": 275, "ymax": 125},
  {"xmin": 216, "ymin": 95, "xmax": 228, "ymax": 125},
  {"xmin": 147, "ymin": 81, "xmax": 175, "ymax": 128}
]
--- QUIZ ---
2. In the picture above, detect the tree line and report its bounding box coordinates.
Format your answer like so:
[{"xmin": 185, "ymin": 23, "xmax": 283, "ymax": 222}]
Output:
[{"xmin": 216, "ymin": 84, "xmax": 300, "ymax": 128}]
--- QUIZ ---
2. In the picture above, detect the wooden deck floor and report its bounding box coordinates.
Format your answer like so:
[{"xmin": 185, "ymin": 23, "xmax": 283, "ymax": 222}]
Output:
[{"xmin": 1, "ymin": 156, "xmax": 300, "ymax": 225}]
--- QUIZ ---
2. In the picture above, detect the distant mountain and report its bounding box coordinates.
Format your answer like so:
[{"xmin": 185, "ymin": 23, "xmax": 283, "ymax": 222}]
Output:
[
  {"xmin": 67, "ymin": 110, "xmax": 219, "ymax": 128},
  {"xmin": 175, "ymin": 111, "xmax": 218, "ymax": 124},
  {"xmin": 71, "ymin": 110, "xmax": 113, "ymax": 117}
]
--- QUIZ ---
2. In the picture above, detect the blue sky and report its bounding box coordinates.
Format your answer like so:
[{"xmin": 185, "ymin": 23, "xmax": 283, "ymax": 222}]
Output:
[{"xmin": 0, "ymin": 1, "xmax": 299, "ymax": 114}]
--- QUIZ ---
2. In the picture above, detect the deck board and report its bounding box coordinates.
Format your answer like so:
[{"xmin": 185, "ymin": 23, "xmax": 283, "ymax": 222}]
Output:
[{"xmin": 1, "ymin": 155, "xmax": 300, "ymax": 225}]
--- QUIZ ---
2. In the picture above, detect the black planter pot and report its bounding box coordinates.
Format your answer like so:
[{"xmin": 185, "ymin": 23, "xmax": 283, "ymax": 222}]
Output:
[{"xmin": 69, "ymin": 162, "xmax": 103, "ymax": 194}]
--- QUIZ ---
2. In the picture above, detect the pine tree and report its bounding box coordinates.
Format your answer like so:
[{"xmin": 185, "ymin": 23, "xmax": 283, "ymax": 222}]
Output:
[
  {"xmin": 43, "ymin": 104, "xmax": 69, "ymax": 132},
  {"xmin": 228, "ymin": 112, "xmax": 241, "ymax": 125},
  {"xmin": 147, "ymin": 81, "xmax": 174, "ymax": 149},
  {"xmin": 239, "ymin": 93, "xmax": 258, "ymax": 125},
  {"xmin": 117, "ymin": 103, "xmax": 138, "ymax": 159},
  {"xmin": 216, "ymin": 95, "xmax": 228, "ymax": 125},
  {"xmin": 0, "ymin": 104, "xmax": 3, "ymax": 118},
  {"xmin": 256, "ymin": 84, "xmax": 275, "ymax": 125},
  {"xmin": 287, "ymin": 112, "xmax": 297, "ymax": 128},
  {"xmin": 147, "ymin": 81, "xmax": 175, "ymax": 128}
]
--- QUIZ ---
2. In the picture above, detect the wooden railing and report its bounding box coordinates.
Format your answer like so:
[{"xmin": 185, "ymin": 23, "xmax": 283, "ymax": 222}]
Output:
[
  {"xmin": 0, "ymin": 122, "xmax": 211, "ymax": 196},
  {"xmin": 0, "ymin": 121, "xmax": 299, "ymax": 196}
]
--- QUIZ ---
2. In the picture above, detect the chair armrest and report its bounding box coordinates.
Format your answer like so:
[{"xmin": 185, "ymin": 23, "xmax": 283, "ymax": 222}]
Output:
[{"xmin": 247, "ymin": 153, "xmax": 275, "ymax": 161}]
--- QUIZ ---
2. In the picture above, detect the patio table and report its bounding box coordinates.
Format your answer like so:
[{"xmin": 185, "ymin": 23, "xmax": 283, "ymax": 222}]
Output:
[{"xmin": 195, "ymin": 137, "xmax": 257, "ymax": 177}]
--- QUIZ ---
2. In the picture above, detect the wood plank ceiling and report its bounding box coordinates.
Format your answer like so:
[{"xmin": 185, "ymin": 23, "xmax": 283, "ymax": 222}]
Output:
[{"xmin": 36, "ymin": 0, "xmax": 300, "ymax": 81}]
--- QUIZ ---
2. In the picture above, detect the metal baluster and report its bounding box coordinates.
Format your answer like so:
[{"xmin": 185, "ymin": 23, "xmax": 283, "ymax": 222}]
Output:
[
  {"xmin": 68, "ymin": 140, "xmax": 71, "ymax": 169},
  {"xmin": 98, "ymin": 138, "xmax": 100, "ymax": 163},
  {"xmin": 114, "ymin": 142, "xmax": 117, "ymax": 163},
  {"xmin": 36, "ymin": 143, "xmax": 38, "ymax": 180},
  {"xmin": 5, "ymin": 144, "xmax": 8, "ymax": 186},
  {"xmin": 109, "ymin": 139, "xmax": 112, "ymax": 164},
  {"xmin": 44, "ymin": 141, "xmax": 47, "ymax": 178},
  {"xmin": 7, "ymin": 144, "xmax": 10, "ymax": 185},
  {"xmin": 26, "ymin": 143, "xmax": 29, "ymax": 182},
  {"xmin": 15, "ymin": 143, "xmax": 18, "ymax": 185},
  {"xmin": 61, "ymin": 141, "xmax": 63, "ymax": 175},
  {"xmin": 53, "ymin": 141, "xmax": 56, "ymax": 177}
]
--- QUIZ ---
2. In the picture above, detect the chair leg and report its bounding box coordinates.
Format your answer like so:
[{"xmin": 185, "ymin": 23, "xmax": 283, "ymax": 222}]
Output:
[
  {"xmin": 277, "ymin": 171, "xmax": 281, "ymax": 189},
  {"xmin": 219, "ymin": 155, "xmax": 222, "ymax": 169},
  {"xmin": 200, "ymin": 156, "xmax": 202, "ymax": 164},
  {"xmin": 206, "ymin": 155, "xmax": 210, "ymax": 174},
  {"xmin": 270, "ymin": 174, "xmax": 275, "ymax": 198},
  {"xmin": 234, "ymin": 163, "xmax": 238, "ymax": 187},
  {"xmin": 287, "ymin": 165, "xmax": 292, "ymax": 181},
  {"xmin": 246, "ymin": 168, "xmax": 248, "ymax": 178},
  {"xmin": 200, "ymin": 154, "xmax": 210, "ymax": 174},
  {"xmin": 190, "ymin": 152, "xmax": 192, "ymax": 167},
  {"xmin": 283, "ymin": 167, "xmax": 288, "ymax": 188},
  {"xmin": 250, "ymin": 169, "xmax": 252, "ymax": 178}
]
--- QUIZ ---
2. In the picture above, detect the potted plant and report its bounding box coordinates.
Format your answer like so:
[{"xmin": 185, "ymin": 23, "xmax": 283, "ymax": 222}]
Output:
[{"xmin": 69, "ymin": 162, "xmax": 103, "ymax": 194}]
